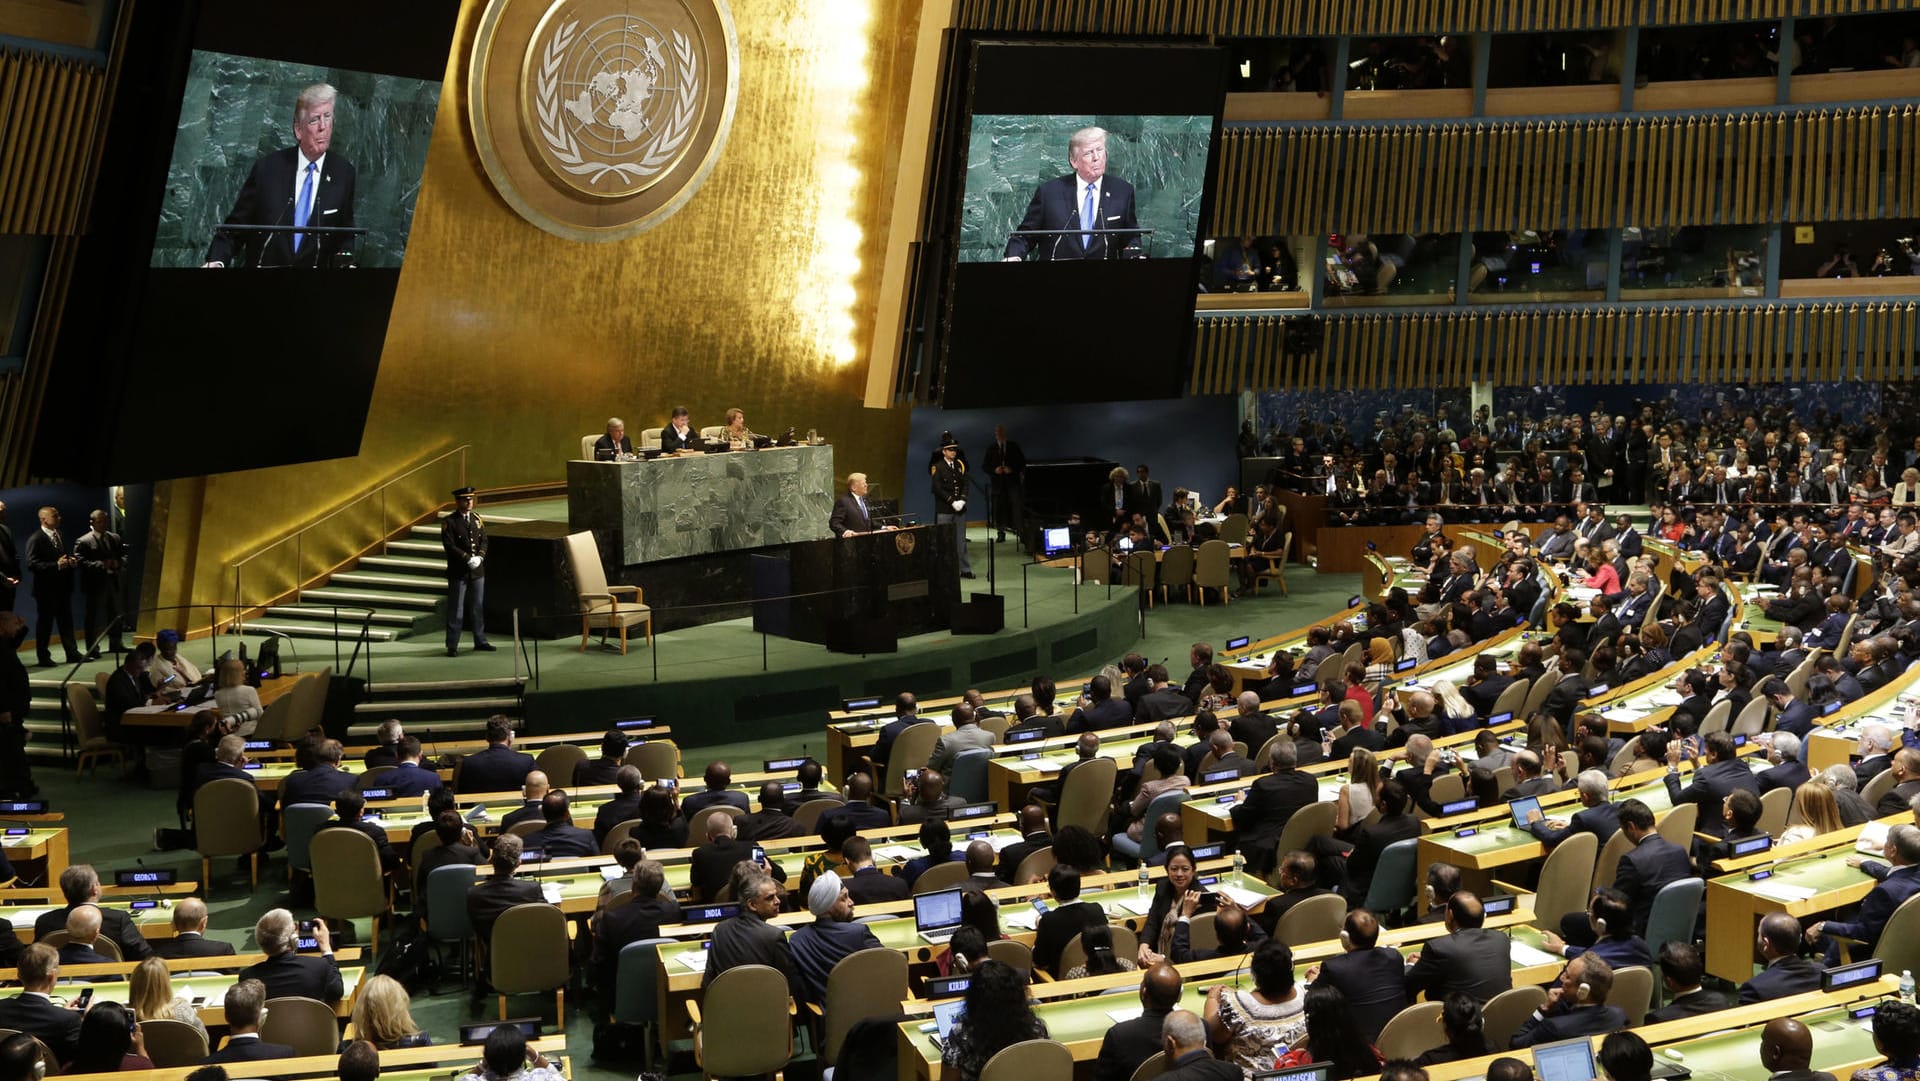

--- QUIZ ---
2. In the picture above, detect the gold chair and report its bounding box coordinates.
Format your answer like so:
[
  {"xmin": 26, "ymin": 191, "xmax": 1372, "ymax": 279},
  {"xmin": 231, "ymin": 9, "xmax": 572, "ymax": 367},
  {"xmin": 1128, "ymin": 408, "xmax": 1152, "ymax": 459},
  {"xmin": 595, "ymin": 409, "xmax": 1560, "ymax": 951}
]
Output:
[
  {"xmin": 1058, "ymin": 925, "xmax": 1140, "ymax": 976},
  {"xmin": 600, "ymin": 819, "xmax": 644, "ymax": 856},
  {"xmin": 37, "ymin": 931, "xmax": 120, "ymax": 960},
  {"xmin": 1505, "ymin": 829, "xmax": 1596, "ymax": 932},
  {"xmin": 910, "ymin": 861, "xmax": 970, "ymax": 895},
  {"xmin": 1591, "ymin": 829, "xmax": 1633, "ymax": 891},
  {"xmin": 1274, "ymin": 893, "xmax": 1345, "ymax": 946},
  {"xmin": 639, "ymin": 427, "xmax": 664, "ymax": 450},
  {"xmin": 1610, "ymin": 966, "xmax": 1655, "ymax": 1025},
  {"xmin": 259, "ymin": 996, "xmax": 339, "ymax": 1056},
  {"xmin": 282, "ymin": 667, "xmax": 332, "ymax": 743},
  {"xmin": 1054, "ymin": 758, "xmax": 1118, "ymax": 838},
  {"xmin": 686, "ymin": 804, "xmax": 744, "ymax": 845},
  {"xmin": 790, "ymin": 798, "xmax": 842, "ymax": 834},
  {"xmin": 1251, "ymin": 533, "xmax": 1291, "ymax": 596},
  {"xmin": 1864, "ymin": 767, "xmax": 1900, "ymax": 812},
  {"xmin": 311, "ymin": 827, "xmax": 392, "ymax": 955},
  {"xmin": 986, "ymin": 939, "xmax": 1032, "ymax": 972},
  {"xmin": 1129, "ymin": 1052, "xmax": 1168, "ymax": 1081},
  {"xmin": 193, "ymin": 777, "xmax": 263, "ymax": 890},
  {"xmin": 1123, "ymin": 551, "xmax": 1157, "ymax": 608},
  {"xmin": 875, "ymin": 723, "xmax": 941, "ymax": 799},
  {"xmin": 138, "ymin": 1020, "xmax": 209, "ymax": 1067},
  {"xmin": 622, "ymin": 740, "xmax": 682, "ymax": 781},
  {"xmin": 1731, "ymin": 695, "xmax": 1772, "ymax": 737},
  {"xmin": 1480, "ymin": 986, "xmax": 1548, "ymax": 1049},
  {"xmin": 492, "ymin": 902, "xmax": 570, "ymax": 1026},
  {"xmin": 1193, "ymin": 540, "xmax": 1232, "ymax": 605},
  {"xmin": 1270, "ymin": 802, "xmax": 1337, "ymax": 869},
  {"xmin": 1654, "ymin": 803, "xmax": 1698, "ymax": 852},
  {"xmin": 505, "ymin": 820, "xmax": 545, "ymax": 840},
  {"xmin": 1081, "ymin": 546, "xmax": 1112, "ymax": 585},
  {"xmin": 534, "ymin": 743, "xmax": 588, "ymax": 788},
  {"xmin": 1011, "ymin": 847, "xmax": 1055, "ymax": 886},
  {"xmin": 979, "ymin": 1039, "xmax": 1073, "ymax": 1081},
  {"xmin": 67, "ymin": 684, "xmax": 125, "ymax": 778},
  {"xmin": 688, "ymin": 963, "xmax": 792, "ymax": 1079},
  {"xmin": 1375, "ymin": 1000, "xmax": 1446, "ymax": 1061},
  {"xmin": 1756, "ymin": 787, "xmax": 1791, "ymax": 838},
  {"xmin": 816, "ymin": 947, "xmax": 907, "ymax": 1067},
  {"xmin": 1519, "ymin": 670, "xmax": 1561, "ymax": 717},
  {"xmin": 1160, "ymin": 544, "xmax": 1196, "ymax": 604},
  {"xmin": 1488, "ymin": 678, "xmax": 1531, "ymax": 720},
  {"xmin": 565, "ymin": 530, "xmax": 652, "ymax": 652}
]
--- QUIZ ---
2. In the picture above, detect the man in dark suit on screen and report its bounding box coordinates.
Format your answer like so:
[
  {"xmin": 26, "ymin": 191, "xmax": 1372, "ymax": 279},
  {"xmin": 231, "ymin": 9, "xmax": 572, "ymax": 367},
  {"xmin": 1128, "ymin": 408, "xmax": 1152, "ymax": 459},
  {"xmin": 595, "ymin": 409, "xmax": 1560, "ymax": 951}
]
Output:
[
  {"xmin": 1003, "ymin": 126, "xmax": 1142, "ymax": 261},
  {"xmin": 203, "ymin": 83, "xmax": 357, "ymax": 269}
]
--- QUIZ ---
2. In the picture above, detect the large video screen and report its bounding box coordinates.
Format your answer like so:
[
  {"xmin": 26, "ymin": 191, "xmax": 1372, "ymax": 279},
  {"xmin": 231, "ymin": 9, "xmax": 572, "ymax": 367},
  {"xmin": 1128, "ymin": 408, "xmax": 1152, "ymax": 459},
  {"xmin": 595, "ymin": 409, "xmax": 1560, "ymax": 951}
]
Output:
[
  {"xmin": 150, "ymin": 52, "xmax": 441, "ymax": 270},
  {"xmin": 936, "ymin": 42, "xmax": 1228, "ymax": 409},
  {"xmin": 37, "ymin": 0, "xmax": 458, "ymax": 484}
]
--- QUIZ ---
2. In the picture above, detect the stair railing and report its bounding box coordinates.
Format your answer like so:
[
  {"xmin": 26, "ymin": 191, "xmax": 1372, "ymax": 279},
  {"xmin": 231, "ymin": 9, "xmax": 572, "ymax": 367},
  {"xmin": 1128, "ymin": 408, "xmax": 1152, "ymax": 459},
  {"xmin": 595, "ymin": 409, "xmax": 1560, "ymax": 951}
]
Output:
[{"xmin": 227, "ymin": 444, "xmax": 471, "ymax": 620}]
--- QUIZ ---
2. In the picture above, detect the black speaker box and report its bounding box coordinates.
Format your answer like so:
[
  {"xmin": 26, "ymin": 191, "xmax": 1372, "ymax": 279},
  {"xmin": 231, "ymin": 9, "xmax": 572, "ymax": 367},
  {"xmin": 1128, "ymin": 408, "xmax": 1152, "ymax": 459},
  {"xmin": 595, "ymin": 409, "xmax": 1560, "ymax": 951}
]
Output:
[
  {"xmin": 826, "ymin": 616, "xmax": 898, "ymax": 654},
  {"xmin": 950, "ymin": 592, "xmax": 1005, "ymax": 635}
]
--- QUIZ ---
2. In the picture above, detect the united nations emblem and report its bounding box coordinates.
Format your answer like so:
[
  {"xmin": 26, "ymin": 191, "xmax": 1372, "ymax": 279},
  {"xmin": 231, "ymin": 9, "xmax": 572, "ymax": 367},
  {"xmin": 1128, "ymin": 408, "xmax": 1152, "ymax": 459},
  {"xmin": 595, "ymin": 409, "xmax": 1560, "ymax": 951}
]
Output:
[
  {"xmin": 894, "ymin": 532, "xmax": 916, "ymax": 556},
  {"xmin": 469, "ymin": 0, "xmax": 738, "ymax": 241}
]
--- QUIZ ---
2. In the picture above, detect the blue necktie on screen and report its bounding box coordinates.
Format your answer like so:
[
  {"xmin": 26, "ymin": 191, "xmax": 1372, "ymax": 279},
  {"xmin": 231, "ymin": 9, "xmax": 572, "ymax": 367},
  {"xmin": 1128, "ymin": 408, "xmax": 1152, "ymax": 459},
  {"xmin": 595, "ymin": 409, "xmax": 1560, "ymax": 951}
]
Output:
[
  {"xmin": 294, "ymin": 162, "xmax": 316, "ymax": 252},
  {"xmin": 1081, "ymin": 182, "xmax": 1094, "ymax": 250}
]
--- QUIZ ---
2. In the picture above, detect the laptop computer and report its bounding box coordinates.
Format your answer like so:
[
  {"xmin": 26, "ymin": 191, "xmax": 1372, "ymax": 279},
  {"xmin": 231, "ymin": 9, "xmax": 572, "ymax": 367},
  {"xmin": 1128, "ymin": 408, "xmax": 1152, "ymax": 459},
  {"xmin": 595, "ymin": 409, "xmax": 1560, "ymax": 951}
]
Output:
[
  {"xmin": 1508, "ymin": 795, "xmax": 1543, "ymax": 829},
  {"xmin": 914, "ymin": 887, "xmax": 965, "ymax": 944},
  {"xmin": 1042, "ymin": 526, "xmax": 1074, "ymax": 557},
  {"xmin": 929, "ymin": 1000, "xmax": 967, "ymax": 1047},
  {"xmin": 1533, "ymin": 1036, "xmax": 1600, "ymax": 1081}
]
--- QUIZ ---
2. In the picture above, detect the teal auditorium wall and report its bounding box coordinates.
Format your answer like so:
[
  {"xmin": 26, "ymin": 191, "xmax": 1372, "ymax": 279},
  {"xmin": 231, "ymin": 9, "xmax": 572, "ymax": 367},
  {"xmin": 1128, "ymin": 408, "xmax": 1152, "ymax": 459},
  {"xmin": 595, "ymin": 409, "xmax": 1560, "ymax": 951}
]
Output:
[
  {"xmin": 959, "ymin": 113, "xmax": 1213, "ymax": 262},
  {"xmin": 150, "ymin": 52, "xmax": 441, "ymax": 269}
]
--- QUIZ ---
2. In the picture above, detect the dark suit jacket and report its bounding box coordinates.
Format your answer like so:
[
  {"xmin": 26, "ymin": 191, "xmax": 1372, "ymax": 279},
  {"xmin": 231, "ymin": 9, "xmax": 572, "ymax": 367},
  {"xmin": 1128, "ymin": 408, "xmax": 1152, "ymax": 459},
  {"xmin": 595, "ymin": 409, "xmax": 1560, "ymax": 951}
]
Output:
[
  {"xmin": 1759, "ymin": 760, "xmax": 1811, "ymax": 795},
  {"xmin": 526, "ymin": 822, "xmax": 598, "ymax": 860},
  {"xmin": 0, "ymin": 993, "xmax": 81, "ymax": 1063},
  {"xmin": 1823, "ymin": 864, "xmax": 1920, "ymax": 949},
  {"xmin": 1004, "ymin": 173, "xmax": 1141, "ymax": 260},
  {"xmin": 592, "ymin": 794, "xmax": 645, "ymax": 843},
  {"xmin": 457, "ymin": 745, "xmax": 537, "ymax": 795},
  {"xmin": 592, "ymin": 895, "xmax": 682, "ymax": 985},
  {"xmin": 72, "ymin": 530, "xmax": 122, "ymax": 593},
  {"xmin": 281, "ymin": 765, "xmax": 355, "ymax": 808},
  {"xmin": 1344, "ymin": 814, "xmax": 1421, "ymax": 901},
  {"xmin": 203, "ymin": 1035, "xmax": 297, "ymax": 1064},
  {"xmin": 1158, "ymin": 1050, "xmax": 1243, "ymax": 1081},
  {"xmin": 56, "ymin": 942, "xmax": 116, "ymax": 969},
  {"xmin": 997, "ymin": 831, "xmax": 1052, "ymax": 883},
  {"xmin": 22, "ymin": 529, "xmax": 70, "ymax": 598},
  {"xmin": 205, "ymin": 147, "xmax": 357, "ymax": 267},
  {"xmin": 703, "ymin": 912, "xmax": 802, "ymax": 1000},
  {"xmin": 1616, "ymin": 833, "xmax": 1694, "ymax": 933},
  {"xmin": 828, "ymin": 493, "xmax": 874, "ymax": 536},
  {"xmin": 1645, "ymin": 987, "xmax": 1732, "ymax": 1025},
  {"xmin": 31, "ymin": 905, "xmax": 151, "ymax": 961},
  {"xmin": 1879, "ymin": 780, "xmax": 1920, "ymax": 818},
  {"xmin": 1665, "ymin": 758, "xmax": 1760, "ymax": 840},
  {"xmin": 1067, "ymin": 698, "xmax": 1135, "ymax": 733},
  {"xmin": 465, "ymin": 877, "xmax": 545, "ymax": 947},
  {"xmin": 1230, "ymin": 769, "xmax": 1319, "ymax": 858},
  {"xmin": 385, "ymin": 761, "xmax": 444, "ymax": 797},
  {"xmin": 820, "ymin": 800, "xmax": 892, "ymax": 834},
  {"xmin": 1738, "ymin": 955, "xmax": 1825, "ymax": 1003},
  {"xmin": 592, "ymin": 434, "xmax": 635, "ymax": 460},
  {"xmin": 441, "ymin": 509, "xmax": 487, "ymax": 582},
  {"xmin": 1405, "ymin": 927, "xmax": 1513, "ymax": 1004},
  {"xmin": 1094, "ymin": 1006, "xmax": 1175, "ymax": 1081},
  {"xmin": 152, "ymin": 932, "xmax": 238, "ymax": 960},
  {"xmin": 690, "ymin": 837, "xmax": 765, "ymax": 901},
  {"xmin": 1031, "ymin": 899, "xmax": 1108, "ymax": 976},
  {"xmin": 1511, "ymin": 1004, "xmax": 1629, "ymax": 1048},
  {"xmin": 1313, "ymin": 946, "xmax": 1413, "ymax": 1042},
  {"xmin": 843, "ymin": 866, "xmax": 909, "ymax": 905},
  {"xmin": 1135, "ymin": 688, "xmax": 1194, "ymax": 724},
  {"xmin": 239, "ymin": 951, "xmax": 344, "ymax": 1006},
  {"xmin": 1525, "ymin": 801, "xmax": 1621, "ymax": 849}
]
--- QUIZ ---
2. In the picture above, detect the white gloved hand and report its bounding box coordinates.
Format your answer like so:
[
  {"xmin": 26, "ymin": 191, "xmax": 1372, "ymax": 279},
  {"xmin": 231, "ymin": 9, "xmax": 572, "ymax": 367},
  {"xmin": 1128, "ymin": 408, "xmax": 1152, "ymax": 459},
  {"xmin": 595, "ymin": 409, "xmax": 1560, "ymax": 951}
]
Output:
[
  {"xmin": 951, "ymin": 500, "xmax": 965, "ymax": 512},
  {"xmin": 467, "ymin": 556, "xmax": 483, "ymax": 569}
]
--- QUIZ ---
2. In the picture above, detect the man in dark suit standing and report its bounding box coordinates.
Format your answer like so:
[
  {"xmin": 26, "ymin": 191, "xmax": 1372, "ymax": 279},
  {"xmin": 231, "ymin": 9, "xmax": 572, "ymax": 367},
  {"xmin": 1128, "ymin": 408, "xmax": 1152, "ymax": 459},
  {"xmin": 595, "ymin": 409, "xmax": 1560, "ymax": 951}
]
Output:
[
  {"xmin": 441, "ymin": 487, "xmax": 492, "ymax": 657},
  {"xmin": 239, "ymin": 909, "xmax": 343, "ymax": 1006},
  {"xmin": 0, "ymin": 945, "xmax": 83, "ymax": 1064},
  {"xmin": 984, "ymin": 425, "xmax": 1027, "ymax": 545},
  {"xmin": 202, "ymin": 980, "xmax": 295, "ymax": 1063},
  {"xmin": 23, "ymin": 507, "xmax": 80, "ymax": 667},
  {"xmin": 592, "ymin": 417, "xmax": 635, "ymax": 461},
  {"xmin": 455, "ymin": 717, "xmax": 535, "ymax": 795},
  {"xmin": 1664, "ymin": 732, "xmax": 1760, "ymax": 843},
  {"xmin": 151, "ymin": 898, "xmax": 237, "ymax": 960},
  {"xmin": 71, "ymin": 511, "xmax": 124, "ymax": 659},
  {"xmin": 829, "ymin": 472, "xmax": 880, "ymax": 537},
  {"xmin": 1644, "ymin": 941, "xmax": 1730, "ymax": 1024},
  {"xmin": 203, "ymin": 84, "xmax": 357, "ymax": 269},
  {"xmin": 1003, "ymin": 126, "xmax": 1141, "ymax": 261},
  {"xmin": 1230, "ymin": 741, "xmax": 1318, "ymax": 875},
  {"xmin": 1592, "ymin": 799, "xmax": 1692, "ymax": 945},
  {"xmin": 0, "ymin": 500, "xmax": 19, "ymax": 612},
  {"xmin": 1306, "ymin": 909, "xmax": 1411, "ymax": 1042},
  {"xmin": 1093, "ymin": 963, "xmax": 1183, "ymax": 1081},
  {"xmin": 1404, "ymin": 892, "xmax": 1513, "ymax": 1004}
]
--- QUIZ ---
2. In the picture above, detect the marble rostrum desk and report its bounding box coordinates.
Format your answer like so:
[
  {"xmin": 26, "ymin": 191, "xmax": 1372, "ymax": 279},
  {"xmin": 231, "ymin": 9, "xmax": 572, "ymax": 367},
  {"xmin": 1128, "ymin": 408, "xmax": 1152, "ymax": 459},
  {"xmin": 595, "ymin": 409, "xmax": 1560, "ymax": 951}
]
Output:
[{"xmin": 567, "ymin": 446, "xmax": 835, "ymax": 565}]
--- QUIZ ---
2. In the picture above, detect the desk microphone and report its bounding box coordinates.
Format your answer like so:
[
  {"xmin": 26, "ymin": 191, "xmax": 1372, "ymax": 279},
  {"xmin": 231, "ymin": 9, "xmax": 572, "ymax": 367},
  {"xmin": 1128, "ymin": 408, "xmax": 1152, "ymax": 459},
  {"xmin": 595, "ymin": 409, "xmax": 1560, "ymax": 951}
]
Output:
[{"xmin": 254, "ymin": 193, "xmax": 296, "ymax": 269}]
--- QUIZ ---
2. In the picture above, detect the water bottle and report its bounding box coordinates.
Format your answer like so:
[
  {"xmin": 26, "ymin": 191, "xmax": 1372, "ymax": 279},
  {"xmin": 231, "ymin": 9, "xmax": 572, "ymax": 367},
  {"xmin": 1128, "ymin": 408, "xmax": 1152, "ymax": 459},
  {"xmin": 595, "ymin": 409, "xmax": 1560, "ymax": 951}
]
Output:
[
  {"xmin": 1232, "ymin": 849, "xmax": 1246, "ymax": 881},
  {"xmin": 1902, "ymin": 970, "xmax": 1915, "ymax": 1003},
  {"xmin": 1138, "ymin": 865, "xmax": 1151, "ymax": 894}
]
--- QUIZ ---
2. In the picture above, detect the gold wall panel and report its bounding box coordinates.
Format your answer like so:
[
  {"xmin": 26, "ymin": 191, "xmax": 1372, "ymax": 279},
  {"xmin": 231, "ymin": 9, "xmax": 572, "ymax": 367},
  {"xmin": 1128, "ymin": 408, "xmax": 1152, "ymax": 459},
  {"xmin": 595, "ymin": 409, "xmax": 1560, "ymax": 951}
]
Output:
[
  {"xmin": 1210, "ymin": 108, "xmax": 1920, "ymax": 236},
  {"xmin": 1189, "ymin": 302, "xmax": 1920, "ymax": 393},
  {"xmin": 0, "ymin": 49, "xmax": 104, "ymax": 236},
  {"xmin": 153, "ymin": 0, "xmax": 927, "ymax": 613},
  {"xmin": 958, "ymin": 0, "xmax": 1918, "ymax": 35}
]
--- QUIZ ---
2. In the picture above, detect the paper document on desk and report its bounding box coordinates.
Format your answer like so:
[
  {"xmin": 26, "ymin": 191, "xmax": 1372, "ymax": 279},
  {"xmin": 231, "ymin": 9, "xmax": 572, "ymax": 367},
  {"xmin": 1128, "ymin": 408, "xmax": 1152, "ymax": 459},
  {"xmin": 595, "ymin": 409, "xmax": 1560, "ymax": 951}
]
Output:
[
  {"xmin": 600, "ymin": 866, "xmax": 624, "ymax": 882},
  {"xmin": 541, "ymin": 883, "xmax": 564, "ymax": 904},
  {"xmin": 1318, "ymin": 785, "xmax": 1342, "ymax": 802},
  {"xmin": 677, "ymin": 950, "xmax": 710, "ymax": 972},
  {"xmin": 1602, "ymin": 707, "xmax": 1649, "ymax": 723},
  {"xmin": 1649, "ymin": 690, "xmax": 1686, "ymax": 707},
  {"xmin": 1861, "ymin": 823, "xmax": 1892, "ymax": 853},
  {"xmin": 1106, "ymin": 1005, "xmax": 1145, "ymax": 1023},
  {"xmin": 873, "ymin": 845, "xmax": 920, "ymax": 863},
  {"xmin": 1749, "ymin": 881, "xmax": 1818, "ymax": 902},
  {"xmin": 1218, "ymin": 884, "xmax": 1266, "ymax": 909},
  {"xmin": 1113, "ymin": 893, "xmax": 1154, "ymax": 916},
  {"xmin": 1002, "ymin": 907, "xmax": 1040, "ymax": 931},
  {"xmin": 1511, "ymin": 940, "xmax": 1564, "ymax": 967}
]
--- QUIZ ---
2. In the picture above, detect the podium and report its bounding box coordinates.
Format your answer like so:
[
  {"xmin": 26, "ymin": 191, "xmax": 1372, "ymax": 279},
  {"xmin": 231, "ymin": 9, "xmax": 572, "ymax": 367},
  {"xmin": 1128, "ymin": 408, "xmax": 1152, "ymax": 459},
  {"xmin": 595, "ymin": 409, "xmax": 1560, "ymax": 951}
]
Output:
[{"xmin": 751, "ymin": 526, "xmax": 957, "ymax": 651}]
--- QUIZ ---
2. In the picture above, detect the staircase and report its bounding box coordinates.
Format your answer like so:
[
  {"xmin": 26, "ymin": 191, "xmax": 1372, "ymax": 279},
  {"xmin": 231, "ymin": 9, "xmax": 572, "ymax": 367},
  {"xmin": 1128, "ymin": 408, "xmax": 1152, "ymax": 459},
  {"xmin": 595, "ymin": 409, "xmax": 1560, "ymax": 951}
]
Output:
[
  {"xmin": 348, "ymin": 676, "xmax": 528, "ymax": 741},
  {"xmin": 24, "ymin": 678, "xmax": 70, "ymax": 763},
  {"xmin": 242, "ymin": 515, "xmax": 530, "ymax": 646}
]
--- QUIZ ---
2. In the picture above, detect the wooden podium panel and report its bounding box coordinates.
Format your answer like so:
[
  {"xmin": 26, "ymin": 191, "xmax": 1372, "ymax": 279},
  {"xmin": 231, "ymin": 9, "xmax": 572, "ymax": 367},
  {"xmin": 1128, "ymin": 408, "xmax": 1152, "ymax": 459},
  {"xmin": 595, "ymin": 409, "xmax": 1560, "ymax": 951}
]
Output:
[{"xmin": 753, "ymin": 526, "xmax": 956, "ymax": 648}]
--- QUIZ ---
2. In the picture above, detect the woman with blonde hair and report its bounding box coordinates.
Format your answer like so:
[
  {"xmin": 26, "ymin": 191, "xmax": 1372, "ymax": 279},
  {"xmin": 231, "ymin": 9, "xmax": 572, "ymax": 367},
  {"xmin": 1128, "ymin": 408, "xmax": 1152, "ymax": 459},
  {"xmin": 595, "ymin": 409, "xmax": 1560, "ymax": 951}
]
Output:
[
  {"xmin": 129, "ymin": 956, "xmax": 206, "ymax": 1040},
  {"xmin": 1780, "ymin": 781, "xmax": 1845, "ymax": 846},
  {"xmin": 346, "ymin": 974, "xmax": 431, "ymax": 1050},
  {"xmin": 1336, "ymin": 748, "xmax": 1380, "ymax": 833},
  {"xmin": 213, "ymin": 657, "xmax": 262, "ymax": 734}
]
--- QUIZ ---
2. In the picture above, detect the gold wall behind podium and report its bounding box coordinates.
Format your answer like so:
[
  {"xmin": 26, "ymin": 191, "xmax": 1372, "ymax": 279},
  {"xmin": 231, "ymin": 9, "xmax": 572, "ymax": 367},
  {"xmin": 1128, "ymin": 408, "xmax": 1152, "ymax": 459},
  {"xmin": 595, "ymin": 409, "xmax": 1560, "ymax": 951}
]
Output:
[{"xmin": 153, "ymin": 0, "xmax": 932, "ymax": 615}]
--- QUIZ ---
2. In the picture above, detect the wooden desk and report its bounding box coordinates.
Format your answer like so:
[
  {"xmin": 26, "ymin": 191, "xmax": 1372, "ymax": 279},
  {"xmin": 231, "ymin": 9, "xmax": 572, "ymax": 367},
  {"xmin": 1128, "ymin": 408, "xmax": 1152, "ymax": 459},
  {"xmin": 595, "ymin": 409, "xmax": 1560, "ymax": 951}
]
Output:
[
  {"xmin": 3, "ymin": 827, "xmax": 68, "ymax": 882},
  {"xmin": 1703, "ymin": 831, "xmax": 1881, "ymax": 983},
  {"xmin": 120, "ymin": 679, "xmax": 300, "ymax": 730},
  {"xmin": 58, "ymin": 1036, "xmax": 568, "ymax": 1081}
]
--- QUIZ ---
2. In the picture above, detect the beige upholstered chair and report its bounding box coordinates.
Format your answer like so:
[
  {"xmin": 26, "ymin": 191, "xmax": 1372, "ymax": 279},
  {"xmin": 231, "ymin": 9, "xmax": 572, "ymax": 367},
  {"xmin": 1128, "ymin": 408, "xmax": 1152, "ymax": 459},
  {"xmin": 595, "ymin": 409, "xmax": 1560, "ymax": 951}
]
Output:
[
  {"xmin": 67, "ymin": 684, "xmax": 125, "ymax": 778},
  {"xmin": 565, "ymin": 530, "xmax": 651, "ymax": 652},
  {"xmin": 311, "ymin": 827, "xmax": 392, "ymax": 954},
  {"xmin": 579, "ymin": 435, "xmax": 598, "ymax": 460},
  {"xmin": 193, "ymin": 777, "xmax": 263, "ymax": 890},
  {"xmin": 689, "ymin": 963, "xmax": 791, "ymax": 1079},
  {"xmin": 492, "ymin": 903, "xmax": 570, "ymax": 1026},
  {"xmin": 640, "ymin": 427, "xmax": 664, "ymax": 450}
]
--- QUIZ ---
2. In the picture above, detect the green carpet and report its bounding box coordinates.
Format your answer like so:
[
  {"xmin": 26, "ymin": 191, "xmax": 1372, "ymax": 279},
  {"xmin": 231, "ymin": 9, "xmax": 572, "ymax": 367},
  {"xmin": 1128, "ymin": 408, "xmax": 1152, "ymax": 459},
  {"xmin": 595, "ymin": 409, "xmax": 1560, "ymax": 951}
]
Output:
[{"xmin": 24, "ymin": 527, "xmax": 1362, "ymax": 1080}]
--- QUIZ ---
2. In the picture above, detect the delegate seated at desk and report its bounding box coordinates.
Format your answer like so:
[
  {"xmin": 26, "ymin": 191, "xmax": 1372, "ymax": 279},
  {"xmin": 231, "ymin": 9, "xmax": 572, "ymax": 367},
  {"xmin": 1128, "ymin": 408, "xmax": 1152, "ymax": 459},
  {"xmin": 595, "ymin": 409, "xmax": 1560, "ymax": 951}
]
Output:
[
  {"xmin": 593, "ymin": 418, "xmax": 635, "ymax": 461},
  {"xmin": 660, "ymin": 406, "xmax": 698, "ymax": 453}
]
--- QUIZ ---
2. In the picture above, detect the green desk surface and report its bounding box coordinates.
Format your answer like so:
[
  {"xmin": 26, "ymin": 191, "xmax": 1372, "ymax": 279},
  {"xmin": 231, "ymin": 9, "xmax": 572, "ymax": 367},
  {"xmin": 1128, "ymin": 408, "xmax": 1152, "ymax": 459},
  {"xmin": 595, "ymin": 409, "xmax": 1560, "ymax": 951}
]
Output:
[
  {"xmin": 2, "ymin": 829, "xmax": 63, "ymax": 849},
  {"xmin": 0, "ymin": 899, "xmax": 171, "ymax": 937},
  {"xmin": 49, "ymin": 966, "xmax": 364, "ymax": 1014},
  {"xmin": 1719, "ymin": 850, "xmax": 1877, "ymax": 901},
  {"xmin": 1658, "ymin": 1003, "xmax": 1881, "ymax": 1081},
  {"xmin": 1428, "ymin": 824, "xmax": 1537, "ymax": 857}
]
